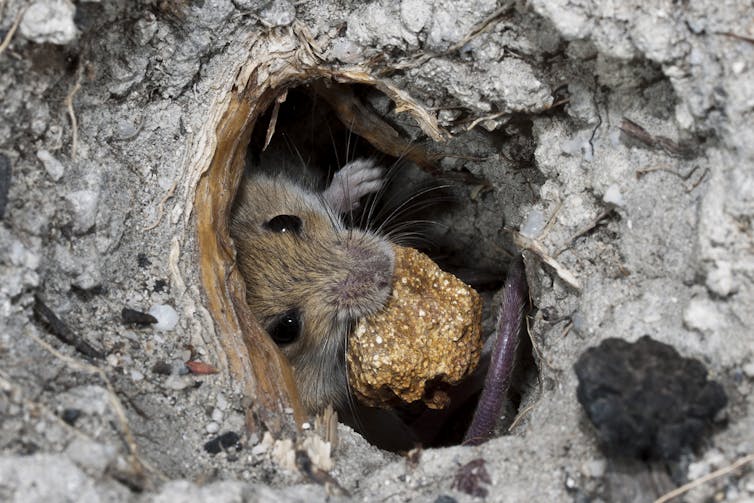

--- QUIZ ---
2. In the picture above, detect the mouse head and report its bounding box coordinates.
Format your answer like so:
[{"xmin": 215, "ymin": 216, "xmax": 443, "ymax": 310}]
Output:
[{"xmin": 231, "ymin": 175, "xmax": 395, "ymax": 413}]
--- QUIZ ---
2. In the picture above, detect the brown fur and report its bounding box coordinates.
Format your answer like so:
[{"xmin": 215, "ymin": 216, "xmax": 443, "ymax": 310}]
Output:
[{"xmin": 230, "ymin": 174, "xmax": 394, "ymax": 414}]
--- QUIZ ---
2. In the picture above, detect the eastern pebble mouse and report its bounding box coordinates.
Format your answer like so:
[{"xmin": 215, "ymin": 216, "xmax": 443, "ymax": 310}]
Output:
[{"xmin": 231, "ymin": 159, "xmax": 394, "ymax": 414}]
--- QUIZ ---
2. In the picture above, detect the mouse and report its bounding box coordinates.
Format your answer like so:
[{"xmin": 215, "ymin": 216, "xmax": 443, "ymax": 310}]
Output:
[
  {"xmin": 231, "ymin": 159, "xmax": 395, "ymax": 414},
  {"xmin": 231, "ymin": 158, "xmax": 528, "ymax": 444}
]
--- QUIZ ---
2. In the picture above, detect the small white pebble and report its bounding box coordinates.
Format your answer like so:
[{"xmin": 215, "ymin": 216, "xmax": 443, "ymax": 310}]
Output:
[
  {"xmin": 164, "ymin": 375, "xmax": 192, "ymax": 390},
  {"xmin": 37, "ymin": 149, "xmax": 65, "ymax": 181},
  {"xmin": 251, "ymin": 443, "xmax": 268, "ymax": 457},
  {"xmin": 302, "ymin": 422, "xmax": 311, "ymax": 430},
  {"xmin": 603, "ymin": 184, "xmax": 624, "ymax": 207},
  {"xmin": 742, "ymin": 361, "xmax": 754, "ymax": 379},
  {"xmin": 375, "ymin": 335, "xmax": 383, "ymax": 344},
  {"xmin": 106, "ymin": 354, "xmax": 120, "ymax": 367},
  {"xmin": 216, "ymin": 393, "xmax": 228, "ymax": 411},
  {"xmin": 284, "ymin": 407, "xmax": 294, "ymax": 414},
  {"xmin": 687, "ymin": 460, "xmax": 710, "ymax": 480},
  {"xmin": 211, "ymin": 408, "xmax": 223, "ymax": 423},
  {"xmin": 206, "ymin": 422, "xmax": 220, "ymax": 434},
  {"xmin": 581, "ymin": 459, "xmax": 606, "ymax": 478},
  {"xmin": 130, "ymin": 370, "xmax": 144, "ymax": 382},
  {"xmin": 520, "ymin": 209, "xmax": 545, "ymax": 238},
  {"xmin": 148, "ymin": 304, "xmax": 179, "ymax": 331}
]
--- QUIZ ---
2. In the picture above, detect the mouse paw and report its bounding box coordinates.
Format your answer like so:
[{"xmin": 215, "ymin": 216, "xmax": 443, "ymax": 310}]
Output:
[{"xmin": 322, "ymin": 159, "xmax": 384, "ymax": 214}]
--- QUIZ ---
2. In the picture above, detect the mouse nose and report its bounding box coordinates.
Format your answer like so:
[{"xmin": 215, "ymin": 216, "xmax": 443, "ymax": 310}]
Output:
[{"xmin": 329, "ymin": 237, "xmax": 394, "ymax": 319}]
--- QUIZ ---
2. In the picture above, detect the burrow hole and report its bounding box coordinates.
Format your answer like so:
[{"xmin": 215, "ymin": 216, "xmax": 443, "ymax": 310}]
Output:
[{"xmin": 235, "ymin": 81, "xmax": 540, "ymax": 451}]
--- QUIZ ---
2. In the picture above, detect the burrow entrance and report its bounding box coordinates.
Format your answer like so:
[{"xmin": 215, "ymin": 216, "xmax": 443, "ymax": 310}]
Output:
[{"xmin": 226, "ymin": 78, "xmax": 540, "ymax": 451}]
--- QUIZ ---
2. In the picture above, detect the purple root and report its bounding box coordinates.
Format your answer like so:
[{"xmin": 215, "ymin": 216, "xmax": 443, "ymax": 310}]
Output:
[{"xmin": 463, "ymin": 256, "xmax": 528, "ymax": 445}]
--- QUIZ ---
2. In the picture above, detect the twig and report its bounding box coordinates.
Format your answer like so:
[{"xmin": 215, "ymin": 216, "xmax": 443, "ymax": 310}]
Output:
[
  {"xmin": 465, "ymin": 111, "xmax": 506, "ymax": 132},
  {"xmin": 389, "ymin": 2, "xmax": 514, "ymax": 72},
  {"xmin": 25, "ymin": 328, "xmax": 166, "ymax": 483},
  {"xmin": 448, "ymin": 1, "xmax": 515, "ymax": 53},
  {"xmin": 620, "ymin": 118, "xmax": 696, "ymax": 159},
  {"xmin": 554, "ymin": 208, "xmax": 615, "ymax": 256},
  {"xmin": 64, "ymin": 65, "xmax": 84, "ymax": 160},
  {"xmin": 0, "ymin": 6, "xmax": 25, "ymax": 56},
  {"xmin": 143, "ymin": 178, "xmax": 178, "ymax": 231},
  {"xmin": 263, "ymin": 90, "xmax": 287, "ymax": 151},
  {"xmin": 715, "ymin": 31, "xmax": 754, "ymax": 45},
  {"xmin": 654, "ymin": 454, "xmax": 754, "ymax": 503},
  {"xmin": 539, "ymin": 197, "xmax": 563, "ymax": 239},
  {"xmin": 33, "ymin": 296, "xmax": 104, "ymax": 359},
  {"xmin": 512, "ymin": 231, "xmax": 581, "ymax": 289}
]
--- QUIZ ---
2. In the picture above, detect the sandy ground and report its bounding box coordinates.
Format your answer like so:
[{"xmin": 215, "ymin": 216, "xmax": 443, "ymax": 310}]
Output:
[{"xmin": 1, "ymin": 0, "xmax": 752, "ymax": 501}]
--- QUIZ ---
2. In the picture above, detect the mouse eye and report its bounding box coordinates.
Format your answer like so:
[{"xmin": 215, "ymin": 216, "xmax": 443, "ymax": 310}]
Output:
[
  {"xmin": 265, "ymin": 214, "xmax": 302, "ymax": 234},
  {"xmin": 268, "ymin": 309, "xmax": 300, "ymax": 345}
]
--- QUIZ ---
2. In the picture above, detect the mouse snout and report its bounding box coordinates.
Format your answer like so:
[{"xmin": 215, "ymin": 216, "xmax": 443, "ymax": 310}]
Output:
[{"xmin": 329, "ymin": 234, "xmax": 394, "ymax": 320}]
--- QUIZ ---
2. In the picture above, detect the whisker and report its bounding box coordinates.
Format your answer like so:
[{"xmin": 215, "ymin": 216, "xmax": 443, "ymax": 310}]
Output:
[{"xmin": 374, "ymin": 184, "xmax": 454, "ymax": 236}]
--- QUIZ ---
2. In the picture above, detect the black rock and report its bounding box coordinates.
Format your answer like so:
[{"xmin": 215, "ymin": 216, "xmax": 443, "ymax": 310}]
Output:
[
  {"xmin": 121, "ymin": 307, "xmax": 158, "ymax": 325},
  {"xmin": 62, "ymin": 408, "xmax": 82, "ymax": 426},
  {"xmin": 574, "ymin": 335, "xmax": 726, "ymax": 461},
  {"xmin": 203, "ymin": 431, "xmax": 241, "ymax": 455}
]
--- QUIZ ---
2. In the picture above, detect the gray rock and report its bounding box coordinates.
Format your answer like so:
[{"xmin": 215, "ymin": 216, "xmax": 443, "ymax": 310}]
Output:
[
  {"xmin": 259, "ymin": 0, "xmax": 296, "ymax": 27},
  {"xmin": 19, "ymin": 0, "xmax": 79, "ymax": 45}
]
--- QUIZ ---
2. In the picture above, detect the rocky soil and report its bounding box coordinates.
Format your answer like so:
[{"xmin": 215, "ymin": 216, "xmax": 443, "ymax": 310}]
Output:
[{"xmin": 1, "ymin": 0, "xmax": 752, "ymax": 501}]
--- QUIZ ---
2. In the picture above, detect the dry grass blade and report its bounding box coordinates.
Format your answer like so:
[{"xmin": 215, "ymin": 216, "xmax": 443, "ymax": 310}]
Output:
[
  {"xmin": 513, "ymin": 231, "xmax": 581, "ymax": 289},
  {"xmin": 65, "ymin": 65, "xmax": 84, "ymax": 160},
  {"xmin": 654, "ymin": 454, "xmax": 754, "ymax": 503},
  {"xmin": 0, "ymin": 6, "xmax": 25, "ymax": 55}
]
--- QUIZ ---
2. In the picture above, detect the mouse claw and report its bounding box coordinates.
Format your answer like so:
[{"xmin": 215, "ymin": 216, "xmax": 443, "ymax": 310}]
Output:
[{"xmin": 323, "ymin": 159, "xmax": 384, "ymax": 214}]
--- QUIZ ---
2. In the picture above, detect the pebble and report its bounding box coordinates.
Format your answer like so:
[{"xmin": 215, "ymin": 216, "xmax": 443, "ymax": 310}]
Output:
[
  {"xmin": 520, "ymin": 209, "xmax": 545, "ymax": 238},
  {"xmin": 400, "ymin": 0, "xmax": 431, "ymax": 32},
  {"xmin": 65, "ymin": 438, "xmax": 117, "ymax": 477},
  {"xmin": 603, "ymin": 184, "xmax": 624, "ymax": 207},
  {"xmin": 65, "ymin": 189, "xmax": 100, "ymax": 234},
  {"xmin": 251, "ymin": 442, "xmax": 268, "ymax": 457},
  {"xmin": 206, "ymin": 422, "xmax": 220, "ymax": 434},
  {"xmin": 20, "ymin": 0, "xmax": 78, "ymax": 45},
  {"xmin": 148, "ymin": 304, "xmax": 179, "ymax": 331},
  {"xmin": 37, "ymin": 150, "xmax": 64, "ymax": 181},
  {"xmin": 581, "ymin": 459, "xmax": 606, "ymax": 478},
  {"xmin": 329, "ymin": 38, "xmax": 361, "ymax": 64},
  {"xmin": 130, "ymin": 370, "xmax": 144, "ymax": 382},
  {"xmin": 259, "ymin": 0, "xmax": 295, "ymax": 27},
  {"xmin": 211, "ymin": 408, "xmax": 223, "ymax": 423},
  {"xmin": 706, "ymin": 261, "xmax": 734, "ymax": 297},
  {"xmin": 216, "ymin": 393, "xmax": 228, "ymax": 411},
  {"xmin": 683, "ymin": 296, "xmax": 725, "ymax": 332},
  {"xmin": 164, "ymin": 374, "xmax": 192, "ymax": 390},
  {"xmin": 743, "ymin": 361, "xmax": 754, "ymax": 379}
]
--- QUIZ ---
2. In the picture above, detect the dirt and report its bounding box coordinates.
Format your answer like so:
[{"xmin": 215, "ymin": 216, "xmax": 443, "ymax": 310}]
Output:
[{"xmin": 1, "ymin": 0, "xmax": 752, "ymax": 501}]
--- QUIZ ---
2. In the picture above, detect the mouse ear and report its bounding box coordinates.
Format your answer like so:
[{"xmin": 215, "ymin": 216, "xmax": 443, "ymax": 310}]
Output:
[{"xmin": 268, "ymin": 309, "xmax": 301, "ymax": 345}]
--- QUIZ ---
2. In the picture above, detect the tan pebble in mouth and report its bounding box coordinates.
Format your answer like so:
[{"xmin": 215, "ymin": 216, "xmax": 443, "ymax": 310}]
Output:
[{"xmin": 347, "ymin": 245, "xmax": 483, "ymax": 409}]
